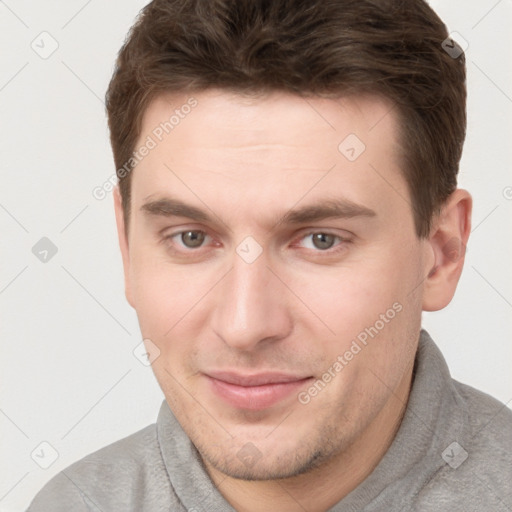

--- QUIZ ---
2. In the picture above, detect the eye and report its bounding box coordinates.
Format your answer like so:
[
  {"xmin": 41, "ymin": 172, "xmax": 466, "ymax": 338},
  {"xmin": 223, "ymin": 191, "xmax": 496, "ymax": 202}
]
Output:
[
  {"xmin": 299, "ymin": 232, "xmax": 343, "ymax": 251},
  {"xmin": 172, "ymin": 230, "xmax": 208, "ymax": 249}
]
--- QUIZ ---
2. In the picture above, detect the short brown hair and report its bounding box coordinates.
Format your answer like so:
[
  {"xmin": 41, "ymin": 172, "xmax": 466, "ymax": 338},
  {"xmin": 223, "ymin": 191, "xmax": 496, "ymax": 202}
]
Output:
[{"xmin": 106, "ymin": 0, "xmax": 466, "ymax": 237}]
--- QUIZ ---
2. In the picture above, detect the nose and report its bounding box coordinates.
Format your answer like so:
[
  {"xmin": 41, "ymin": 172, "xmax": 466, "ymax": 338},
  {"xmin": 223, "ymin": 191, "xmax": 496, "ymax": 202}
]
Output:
[{"xmin": 210, "ymin": 251, "xmax": 293, "ymax": 352}]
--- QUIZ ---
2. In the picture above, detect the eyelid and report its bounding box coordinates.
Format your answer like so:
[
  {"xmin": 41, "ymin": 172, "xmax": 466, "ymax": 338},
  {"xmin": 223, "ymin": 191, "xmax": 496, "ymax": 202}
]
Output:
[
  {"xmin": 161, "ymin": 224, "xmax": 209, "ymax": 238},
  {"xmin": 162, "ymin": 226, "xmax": 219, "ymax": 252},
  {"xmin": 295, "ymin": 227, "xmax": 352, "ymax": 241},
  {"xmin": 291, "ymin": 229, "xmax": 353, "ymax": 253}
]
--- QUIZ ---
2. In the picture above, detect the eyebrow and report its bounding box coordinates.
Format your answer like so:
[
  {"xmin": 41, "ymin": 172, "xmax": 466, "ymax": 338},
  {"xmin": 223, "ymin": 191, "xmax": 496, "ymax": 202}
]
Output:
[
  {"xmin": 140, "ymin": 196, "xmax": 376, "ymax": 225},
  {"xmin": 141, "ymin": 198, "xmax": 212, "ymax": 222},
  {"xmin": 280, "ymin": 199, "xmax": 376, "ymax": 224}
]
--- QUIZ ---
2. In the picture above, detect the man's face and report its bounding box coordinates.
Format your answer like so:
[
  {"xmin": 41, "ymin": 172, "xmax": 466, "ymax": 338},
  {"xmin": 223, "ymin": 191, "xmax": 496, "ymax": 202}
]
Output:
[{"xmin": 117, "ymin": 90, "xmax": 432, "ymax": 479}]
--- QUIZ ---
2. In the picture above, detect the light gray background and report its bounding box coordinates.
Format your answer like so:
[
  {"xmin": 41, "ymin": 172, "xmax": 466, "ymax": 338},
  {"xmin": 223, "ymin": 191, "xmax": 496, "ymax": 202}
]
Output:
[{"xmin": 0, "ymin": 1, "xmax": 511, "ymax": 510}]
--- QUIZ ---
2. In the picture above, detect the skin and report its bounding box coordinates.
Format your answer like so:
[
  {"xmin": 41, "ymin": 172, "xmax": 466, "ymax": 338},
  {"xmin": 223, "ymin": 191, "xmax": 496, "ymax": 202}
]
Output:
[{"xmin": 113, "ymin": 90, "xmax": 471, "ymax": 512}]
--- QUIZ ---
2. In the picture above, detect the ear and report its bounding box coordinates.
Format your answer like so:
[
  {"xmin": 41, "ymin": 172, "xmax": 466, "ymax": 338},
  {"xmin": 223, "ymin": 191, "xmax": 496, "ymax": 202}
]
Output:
[
  {"xmin": 113, "ymin": 185, "xmax": 135, "ymax": 308},
  {"xmin": 422, "ymin": 189, "xmax": 472, "ymax": 311}
]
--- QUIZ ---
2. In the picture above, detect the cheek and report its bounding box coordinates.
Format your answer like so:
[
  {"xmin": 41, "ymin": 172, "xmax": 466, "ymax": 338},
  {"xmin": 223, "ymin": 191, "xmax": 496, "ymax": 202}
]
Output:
[
  {"xmin": 290, "ymin": 245, "xmax": 422, "ymax": 363},
  {"xmin": 292, "ymin": 263, "xmax": 402, "ymax": 337},
  {"xmin": 129, "ymin": 253, "xmax": 210, "ymax": 347}
]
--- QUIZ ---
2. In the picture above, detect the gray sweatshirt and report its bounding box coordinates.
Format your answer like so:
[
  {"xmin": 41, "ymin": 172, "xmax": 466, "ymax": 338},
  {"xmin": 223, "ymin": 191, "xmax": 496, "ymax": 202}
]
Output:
[{"xmin": 27, "ymin": 330, "xmax": 512, "ymax": 511}]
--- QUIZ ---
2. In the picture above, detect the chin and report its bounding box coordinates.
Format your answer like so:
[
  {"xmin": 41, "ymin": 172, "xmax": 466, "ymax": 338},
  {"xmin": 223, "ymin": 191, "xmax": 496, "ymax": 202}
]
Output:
[{"xmin": 198, "ymin": 435, "xmax": 335, "ymax": 481}]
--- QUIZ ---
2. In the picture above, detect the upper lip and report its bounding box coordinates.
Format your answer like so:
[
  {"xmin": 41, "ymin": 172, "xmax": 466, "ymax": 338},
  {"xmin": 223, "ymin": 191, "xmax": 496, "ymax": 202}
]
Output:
[{"xmin": 205, "ymin": 371, "xmax": 311, "ymax": 387}]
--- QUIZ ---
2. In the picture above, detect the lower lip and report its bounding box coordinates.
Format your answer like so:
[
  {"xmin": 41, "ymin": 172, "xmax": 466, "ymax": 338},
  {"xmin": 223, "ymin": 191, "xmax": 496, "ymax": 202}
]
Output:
[{"xmin": 206, "ymin": 376, "xmax": 312, "ymax": 410}]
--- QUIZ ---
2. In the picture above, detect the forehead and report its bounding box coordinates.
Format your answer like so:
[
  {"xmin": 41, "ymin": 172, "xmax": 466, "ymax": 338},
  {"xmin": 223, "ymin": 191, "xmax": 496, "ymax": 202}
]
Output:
[
  {"xmin": 130, "ymin": 89, "xmax": 407, "ymax": 229},
  {"xmin": 140, "ymin": 89, "xmax": 397, "ymax": 150}
]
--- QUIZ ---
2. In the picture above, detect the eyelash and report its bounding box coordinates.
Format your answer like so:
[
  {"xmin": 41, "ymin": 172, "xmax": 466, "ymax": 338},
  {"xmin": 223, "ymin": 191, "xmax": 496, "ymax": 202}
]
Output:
[
  {"xmin": 162, "ymin": 229, "xmax": 351, "ymax": 256},
  {"xmin": 294, "ymin": 232, "xmax": 349, "ymax": 252}
]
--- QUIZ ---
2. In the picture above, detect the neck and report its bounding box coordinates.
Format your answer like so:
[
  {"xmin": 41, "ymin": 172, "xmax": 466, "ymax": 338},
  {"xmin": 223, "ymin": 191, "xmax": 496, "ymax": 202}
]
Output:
[{"xmin": 204, "ymin": 363, "xmax": 413, "ymax": 512}]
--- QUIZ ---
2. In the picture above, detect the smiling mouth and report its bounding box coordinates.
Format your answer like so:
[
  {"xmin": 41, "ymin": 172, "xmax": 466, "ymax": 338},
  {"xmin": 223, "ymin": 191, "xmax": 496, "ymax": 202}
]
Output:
[{"xmin": 204, "ymin": 371, "xmax": 313, "ymax": 410}]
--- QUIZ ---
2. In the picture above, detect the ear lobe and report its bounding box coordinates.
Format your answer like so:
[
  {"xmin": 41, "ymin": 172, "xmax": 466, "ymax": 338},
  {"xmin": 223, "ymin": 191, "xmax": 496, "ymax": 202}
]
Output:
[
  {"xmin": 113, "ymin": 185, "xmax": 135, "ymax": 308},
  {"xmin": 422, "ymin": 189, "xmax": 472, "ymax": 312}
]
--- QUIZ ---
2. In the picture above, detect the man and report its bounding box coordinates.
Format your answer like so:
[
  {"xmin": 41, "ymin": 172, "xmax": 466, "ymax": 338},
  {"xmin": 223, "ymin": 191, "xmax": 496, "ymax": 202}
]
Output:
[{"xmin": 29, "ymin": 0, "xmax": 512, "ymax": 510}]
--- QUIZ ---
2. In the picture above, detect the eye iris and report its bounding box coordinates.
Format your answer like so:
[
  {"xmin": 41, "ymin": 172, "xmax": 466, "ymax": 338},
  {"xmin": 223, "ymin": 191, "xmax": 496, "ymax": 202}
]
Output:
[
  {"xmin": 312, "ymin": 233, "xmax": 335, "ymax": 250},
  {"xmin": 181, "ymin": 231, "xmax": 205, "ymax": 248}
]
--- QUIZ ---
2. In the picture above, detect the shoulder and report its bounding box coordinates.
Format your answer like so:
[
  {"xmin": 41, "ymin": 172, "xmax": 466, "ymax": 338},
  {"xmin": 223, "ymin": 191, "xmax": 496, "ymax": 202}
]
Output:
[
  {"xmin": 453, "ymin": 379, "xmax": 512, "ymax": 473},
  {"xmin": 27, "ymin": 423, "xmax": 177, "ymax": 511},
  {"xmin": 454, "ymin": 380, "xmax": 512, "ymax": 480},
  {"xmin": 416, "ymin": 381, "xmax": 512, "ymax": 511},
  {"xmin": 453, "ymin": 379, "xmax": 512, "ymax": 437}
]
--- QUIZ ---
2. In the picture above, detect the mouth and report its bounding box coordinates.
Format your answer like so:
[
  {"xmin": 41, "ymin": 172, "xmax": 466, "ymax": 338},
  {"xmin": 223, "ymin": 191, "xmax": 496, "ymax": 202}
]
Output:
[{"xmin": 204, "ymin": 371, "xmax": 313, "ymax": 411}]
